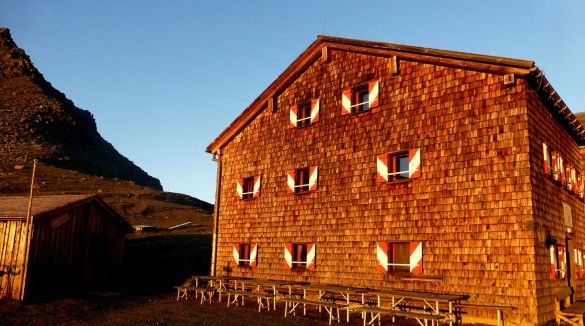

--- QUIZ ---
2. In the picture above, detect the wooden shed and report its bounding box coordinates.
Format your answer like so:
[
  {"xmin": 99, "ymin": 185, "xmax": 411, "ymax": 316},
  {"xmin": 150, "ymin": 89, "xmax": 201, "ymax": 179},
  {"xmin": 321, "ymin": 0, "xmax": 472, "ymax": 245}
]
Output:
[
  {"xmin": 206, "ymin": 36, "xmax": 585, "ymax": 325},
  {"xmin": 0, "ymin": 195, "xmax": 133, "ymax": 301}
]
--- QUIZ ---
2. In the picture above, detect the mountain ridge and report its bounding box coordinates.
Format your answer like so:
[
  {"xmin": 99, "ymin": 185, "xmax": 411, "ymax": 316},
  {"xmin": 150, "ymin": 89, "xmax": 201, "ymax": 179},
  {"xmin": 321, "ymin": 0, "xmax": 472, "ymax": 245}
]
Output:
[{"xmin": 0, "ymin": 27, "xmax": 213, "ymax": 230}]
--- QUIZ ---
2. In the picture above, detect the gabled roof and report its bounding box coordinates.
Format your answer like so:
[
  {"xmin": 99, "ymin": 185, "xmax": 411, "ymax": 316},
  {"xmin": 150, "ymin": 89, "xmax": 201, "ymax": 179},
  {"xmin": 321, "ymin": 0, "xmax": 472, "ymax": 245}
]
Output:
[
  {"xmin": 0, "ymin": 194, "xmax": 133, "ymax": 232},
  {"xmin": 206, "ymin": 35, "xmax": 585, "ymax": 153}
]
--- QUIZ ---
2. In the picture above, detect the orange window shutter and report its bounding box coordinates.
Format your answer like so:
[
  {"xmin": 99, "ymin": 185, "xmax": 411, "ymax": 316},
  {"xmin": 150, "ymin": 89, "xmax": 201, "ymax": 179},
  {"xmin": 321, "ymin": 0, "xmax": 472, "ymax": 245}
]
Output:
[
  {"xmin": 543, "ymin": 143, "xmax": 550, "ymax": 175},
  {"xmin": 368, "ymin": 80, "xmax": 379, "ymax": 109},
  {"xmin": 342, "ymin": 89, "xmax": 352, "ymax": 115},
  {"xmin": 376, "ymin": 154, "xmax": 389, "ymax": 183},
  {"xmin": 550, "ymin": 245, "xmax": 557, "ymax": 280},
  {"xmin": 408, "ymin": 148, "xmax": 421, "ymax": 179},
  {"xmin": 232, "ymin": 244, "xmax": 240, "ymax": 266},
  {"xmin": 253, "ymin": 175, "xmax": 261, "ymax": 198},
  {"xmin": 310, "ymin": 99, "xmax": 320, "ymax": 123},
  {"xmin": 284, "ymin": 243, "xmax": 293, "ymax": 269},
  {"xmin": 376, "ymin": 242, "xmax": 389, "ymax": 272},
  {"xmin": 236, "ymin": 178, "xmax": 244, "ymax": 199},
  {"xmin": 286, "ymin": 170, "xmax": 295, "ymax": 193},
  {"xmin": 409, "ymin": 242, "xmax": 423, "ymax": 274},
  {"xmin": 309, "ymin": 166, "xmax": 318, "ymax": 191},
  {"xmin": 289, "ymin": 105, "xmax": 298, "ymax": 129},
  {"xmin": 307, "ymin": 243, "xmax": 316, "ymax": 270},
  {"xmin": 250, "ymin": 244, "xmax": 258, "ymax": 267}
]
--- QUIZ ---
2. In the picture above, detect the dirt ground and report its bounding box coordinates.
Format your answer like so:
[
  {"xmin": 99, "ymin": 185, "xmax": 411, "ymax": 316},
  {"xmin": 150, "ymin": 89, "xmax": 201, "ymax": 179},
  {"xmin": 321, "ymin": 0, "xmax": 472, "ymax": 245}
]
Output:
[
  {"xmin": 0, "ymin": 291, "xmax": 425, "ymax": 326},
  {"xmin": 0, "ymin": 233, "xmax": 420, "ymax": 326}
]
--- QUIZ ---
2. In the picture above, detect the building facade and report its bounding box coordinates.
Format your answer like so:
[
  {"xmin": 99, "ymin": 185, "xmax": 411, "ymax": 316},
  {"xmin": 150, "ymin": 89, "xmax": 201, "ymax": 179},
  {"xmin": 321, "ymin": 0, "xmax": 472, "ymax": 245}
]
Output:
[{"xmin": 206, "ymin": 36, "xmax": 585, "ymax": 324}]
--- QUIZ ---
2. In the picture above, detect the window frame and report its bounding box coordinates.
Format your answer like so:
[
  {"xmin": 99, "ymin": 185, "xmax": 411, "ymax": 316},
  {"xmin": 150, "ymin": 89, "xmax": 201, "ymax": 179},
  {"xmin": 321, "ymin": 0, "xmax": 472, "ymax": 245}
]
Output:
[
  {"xmin": 241, "ymin": 177, "xmax": 255, "ymax": 200},
  {"xmin": 284, "ymin": 243, "xmax": 316, "ymax": 270},
  {"xmin": 232, "ymin": 243, "xmax": 257, "ymax": 268},
  {"xmin": 296, "ymin": 102, "xmax": 312, "ymax": 128},
  {"xmin": 342, "ymin": 80, "xmax": 379, "ymax": 115},
  {"xmin": 376, "ymin": 241, "xmax": 423, "ymax": 274},
  {"xmin": 376, "ymin": 149, "xmax": 421, "ymax": 183},
  {"xmin": 286, "ymin": 166, "xmax": 318, "ymax": 194}
]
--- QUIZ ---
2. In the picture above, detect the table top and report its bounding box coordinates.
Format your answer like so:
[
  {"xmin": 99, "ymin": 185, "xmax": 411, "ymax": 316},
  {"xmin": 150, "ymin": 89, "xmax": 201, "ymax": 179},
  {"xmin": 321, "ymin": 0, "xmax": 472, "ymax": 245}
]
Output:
[
  {"xmin": 302, "ymin": 283, "xmax": 372, "ymax": 293},
  {"xmin": 370, "ymin": 289, "xmax": 466, "ymax": 302},
  {"xmin": 243, "ymin": 279, "xmax": 300, "ymax": 286}
]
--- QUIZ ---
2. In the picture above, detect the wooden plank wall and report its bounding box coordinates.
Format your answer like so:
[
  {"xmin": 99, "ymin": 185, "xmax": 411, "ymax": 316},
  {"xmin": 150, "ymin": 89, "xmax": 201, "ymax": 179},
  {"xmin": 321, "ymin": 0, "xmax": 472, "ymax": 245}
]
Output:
[
  {"xmin": 215, "ymin": 49, "xmax": 556, "ymax": 325},
  {"xmin": 23, "ymin": 202, "xmax": 126, "ymax": 300},
  {"xmin": 526, "ymin": 89, "xmax": 585, "ymax": 323},
  {"xmin": 0, "ymin": 219, "xmax": 29, "ymax": 300}
]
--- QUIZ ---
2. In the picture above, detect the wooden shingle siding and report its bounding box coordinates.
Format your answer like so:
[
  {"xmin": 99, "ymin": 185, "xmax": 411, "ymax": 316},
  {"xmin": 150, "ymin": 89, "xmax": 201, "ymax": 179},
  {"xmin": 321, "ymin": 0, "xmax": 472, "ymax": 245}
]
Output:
[{"xmin": 209, "ymin": 37, "xmax": 584, "ymax": 325}]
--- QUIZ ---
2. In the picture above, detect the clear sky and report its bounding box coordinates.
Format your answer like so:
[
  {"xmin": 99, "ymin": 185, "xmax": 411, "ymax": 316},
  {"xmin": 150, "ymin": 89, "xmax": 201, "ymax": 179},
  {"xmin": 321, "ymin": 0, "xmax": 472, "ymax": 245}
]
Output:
[{"xmin": 1, "ymin": 1, "xmax": 584, "ymax": 204}]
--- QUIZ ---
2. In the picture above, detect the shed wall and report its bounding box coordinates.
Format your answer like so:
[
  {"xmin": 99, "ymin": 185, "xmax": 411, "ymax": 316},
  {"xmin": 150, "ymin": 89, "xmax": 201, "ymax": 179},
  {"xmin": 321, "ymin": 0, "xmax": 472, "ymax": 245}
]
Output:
[{"xmin": 0, "ymin": 219, "xmax": 30, "ymax": 300}]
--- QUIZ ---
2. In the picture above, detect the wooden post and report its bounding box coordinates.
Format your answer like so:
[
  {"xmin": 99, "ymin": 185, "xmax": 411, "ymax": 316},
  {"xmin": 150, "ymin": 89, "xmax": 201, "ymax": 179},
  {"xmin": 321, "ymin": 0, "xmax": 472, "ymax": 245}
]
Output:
[{"xmin": 19, "ymin": 159, "xmax": 37, "ymax": 300}]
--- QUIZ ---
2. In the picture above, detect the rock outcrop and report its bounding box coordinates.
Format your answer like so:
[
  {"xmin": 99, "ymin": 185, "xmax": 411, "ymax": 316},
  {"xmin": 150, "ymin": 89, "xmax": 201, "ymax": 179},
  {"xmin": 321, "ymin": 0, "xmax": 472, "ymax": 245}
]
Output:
[{"xmin": 0, "ymin": 28, "xmax": 162, "ymax": 190}]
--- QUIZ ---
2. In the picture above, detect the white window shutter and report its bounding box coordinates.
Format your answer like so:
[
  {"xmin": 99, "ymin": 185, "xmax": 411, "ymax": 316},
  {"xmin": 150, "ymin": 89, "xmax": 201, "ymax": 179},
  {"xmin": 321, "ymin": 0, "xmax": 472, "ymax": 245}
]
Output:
[
  {"xmin": 550, "ymin": 245, "xmax": 557, "ymax": 280},
  {"xmin": 559, "ymin": 245, "xmax": 567, "ymax": 279},
  {"xmin": 307, "ymin": 243, "xmax": 316, "ymax": 270},
  {"xmin": 253, "ymin": 175, "xmax": 261, "ymax": 198},
  {"xmin": 236, "ymin": 179, "xmax": 244, "ymax": 199},
  {"xmin": 368, "ymin": 80, "xmax": 379, "ymax": 109},
  {"xmin": 543, "ymin": 143, "xmax": 550, "ymax": 175},
  {"xmin": 286, "ymin": 170, "xmax": 295, "ymax": 194},
  {"xmin": 309, "ymin": 166, "xmax": 318, "ymax": 191},
  {"xmin": 409, "ymin": 148, "xmax": 421, "ymax": 179},
  {"xmin": 311, "ymin": 99, "xmax": 320, "ymax": 123},
  {"xmin": 376, "ymin": 154, "xmax": 389, "ymax": 183},
  {"xmin": 342, "ymin": 89, "xmax": 352, "ymax": 115},
  {"xmin": 284, "ymin": 243, "xmax": 293, "ymax": 269},
  {"xmin": 289, "ymin": 105, "xmax": 298, "ymax": 129},
  {"xmin": 409, "ymin": 242, "xmax": 423, "ymax": 274},
  {"xmin": 232, "ymin": 244, "xmax": 240, "ymax": 266},
  {"xmin": 250, "ymin": 244, "xmax": 258, "ymax": 267},
  {"xmin": 376, "ymin": 242, "xmax": 389, "ymax": 272}
]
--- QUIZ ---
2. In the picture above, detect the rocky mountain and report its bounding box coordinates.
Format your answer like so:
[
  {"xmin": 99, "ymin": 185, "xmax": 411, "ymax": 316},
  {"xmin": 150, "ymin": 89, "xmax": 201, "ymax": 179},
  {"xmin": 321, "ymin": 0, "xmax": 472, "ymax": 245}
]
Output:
[
  {"xmin": 0, "ymin": 28, "xmax": 213, "ymax": 230},
  {"xmin": 0, "ymin": 28, "xmax": 161, "ymax": 189}
]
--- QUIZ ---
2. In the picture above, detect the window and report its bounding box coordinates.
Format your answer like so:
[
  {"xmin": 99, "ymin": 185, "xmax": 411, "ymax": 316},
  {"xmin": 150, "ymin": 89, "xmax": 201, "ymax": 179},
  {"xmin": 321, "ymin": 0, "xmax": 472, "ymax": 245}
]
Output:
[
  {"xmin": 376, "ymin": 242, "xmax": 423, "ymax": 274},
  {"xmin": 342, "ymin": 80, "xmax": 379, "ymax": 115},
  {"xmin": 575, "ymin": 248, "xmax": 584, "ymax": 278},
  {"xmin": 237, "ymin": 176, "xmax": 261, "ymax": 200},
  {"xmin": 232, "ymin": 243, "xmax": 257, "ymax": 267},
  {"xmin": 284, "ymin": 243, "xmax": 316, "ymax": 270},
  {"xmin": 376, "ymin": 149, "xmax": 421, "ymax": 183},
  {"xmin": 286, "ymin": 166, "xmax": 318, "ymax": 194},
  {"xmin": 289, "ymin": 99, "xmax": 320, "ymax": 128},
  {"xmin": 550, "ymin": 244, "xmax": 567, "ymax": 279},
  {"xmin": 543, "ymin": 142, "xmax": 551, "ymax": 176}
]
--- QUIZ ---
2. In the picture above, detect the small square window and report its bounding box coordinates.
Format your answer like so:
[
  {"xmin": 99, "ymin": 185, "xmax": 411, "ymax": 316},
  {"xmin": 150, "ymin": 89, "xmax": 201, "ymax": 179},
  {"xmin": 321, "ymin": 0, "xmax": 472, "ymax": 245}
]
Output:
[
  {"xmin": 297, "ymin": 103, "xmax": 312, "ymax": 127},
  {"xmin": 376, "ymin": 149, "xmax": 421, "ymax": 183},
  {"xmin": 389, "ymin": 243, "xmax": 410, "ymax": 272},
  {"xmin": 238, "ymin": 244, "xmax": 252, "ymax": 266},
  {"xmin": 353, "ymin": 85, "xmax": 369, "ymax": 112},
  {"xmin": 292, "ymin": 244, "xmax": 308, "ymax": 269},
  {"xmin": 242, "ymin": 177, "xmax": 255, "ymax": 200},
  {"xmin": 295, "ymin": 168, "xmax": 310, "ymax": 193}
]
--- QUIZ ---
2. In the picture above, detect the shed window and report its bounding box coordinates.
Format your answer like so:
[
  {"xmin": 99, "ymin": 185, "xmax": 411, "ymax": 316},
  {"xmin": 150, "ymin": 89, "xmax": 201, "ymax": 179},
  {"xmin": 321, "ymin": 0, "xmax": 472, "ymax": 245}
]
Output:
[
  {"xmin": 286, "ymin": 166, "xmax": 318, "ymax": 194},
  {"xmin": 232, "ymin": 243, "xmax": 257, "ymax": 267},
  {"xmin": 237, "ymin": 176, "xmax": 261, "ymax": 200},
  {"xmin": 342, "ymin": 80, "xmax": 379, "ymax": 115},
  {"xmin": 376, "ymin": 242, "xmax": 423, "ymax": 274},
  {"xmin": 376, "ymin": 149, "xmax": 421, "ymax": 183},
  {"xmin": 284, "ymin": 243, "xmax": 315, "ymax": 270},
  {"xmin": 290, "ymin": 99, "xmax": 319, "ymax": 128}
]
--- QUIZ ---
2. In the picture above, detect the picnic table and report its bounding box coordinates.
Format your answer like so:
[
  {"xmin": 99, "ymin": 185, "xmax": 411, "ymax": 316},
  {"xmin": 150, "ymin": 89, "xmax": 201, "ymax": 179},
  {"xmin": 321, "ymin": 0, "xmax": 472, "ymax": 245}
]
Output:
[
  {"xmin": 296, "ymin": 283, "xmax": 372, "ymax": 323},
  {"xmin": 241, "ymin": 279, "xmax": 300, "ymax": 310},
  {"xmin": 364, "ymin": 289, "xmax": 466, "ymax": 326}
]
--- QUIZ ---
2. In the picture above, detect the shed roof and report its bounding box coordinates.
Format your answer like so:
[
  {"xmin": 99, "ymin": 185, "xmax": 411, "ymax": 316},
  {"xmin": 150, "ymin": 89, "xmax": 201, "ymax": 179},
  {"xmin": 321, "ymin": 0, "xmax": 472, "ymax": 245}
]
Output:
[
  {"xmin": 206, "ymin": 35, "xmax": 585, "ymax": 153},
  {"xmin": 0, "ymin": 194, "xmax": 133, "ymax": 232}
]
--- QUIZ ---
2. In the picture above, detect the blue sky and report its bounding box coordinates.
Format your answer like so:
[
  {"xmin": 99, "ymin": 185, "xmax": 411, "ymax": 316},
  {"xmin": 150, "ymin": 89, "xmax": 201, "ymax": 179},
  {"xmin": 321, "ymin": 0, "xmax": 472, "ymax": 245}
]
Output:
[{"xmin": 1, "ymin": 1, "xmax": 584, "ymax": 204}]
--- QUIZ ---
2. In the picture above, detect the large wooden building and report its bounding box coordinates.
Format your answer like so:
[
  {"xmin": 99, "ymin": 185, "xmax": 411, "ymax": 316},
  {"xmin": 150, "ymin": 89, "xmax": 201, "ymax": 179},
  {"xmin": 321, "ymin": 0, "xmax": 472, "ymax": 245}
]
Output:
[
  {"xmin": 0, "ymin": 195, "xmax": 133, "ymax": 301},
  {"xmin": 206, "ymin": 36, "xmax": 585, "ymax": 324}
]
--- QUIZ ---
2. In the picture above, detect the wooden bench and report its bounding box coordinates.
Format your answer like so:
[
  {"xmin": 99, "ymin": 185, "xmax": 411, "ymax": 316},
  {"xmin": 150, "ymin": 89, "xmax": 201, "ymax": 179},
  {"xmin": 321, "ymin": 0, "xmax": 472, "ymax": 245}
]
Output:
[
  {"xmin": 223, "ymin": 289, "xmax": 275, "ymax": 312},
  {"xmin": 280, "ymin": 297, "xmax": 349, "ymax": 325},
  {"xmin": 454, "ymin": 303, "xmax": 516, "ymax": 326},
  {"xmin": 354, "ymin": 306, "xmax": 445, "ymax": 326},
  {"xmin": 174, "ymin": 285, "xmax": 216, "ymax": 304}
]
